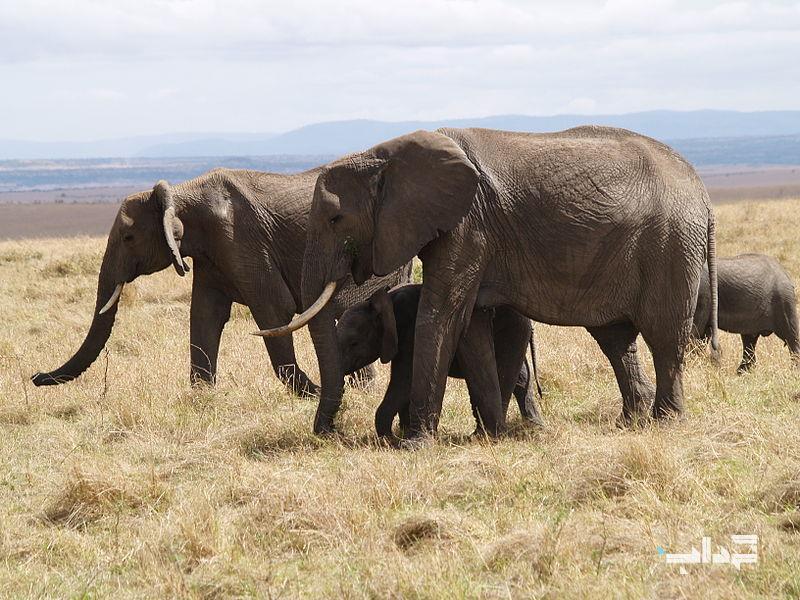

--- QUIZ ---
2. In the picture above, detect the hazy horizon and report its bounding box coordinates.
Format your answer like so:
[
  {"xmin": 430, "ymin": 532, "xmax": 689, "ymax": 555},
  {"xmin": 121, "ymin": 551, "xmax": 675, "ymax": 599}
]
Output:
[{"xmin": 2, "ymin": 0, "xmax": 799, "ymax": 142}]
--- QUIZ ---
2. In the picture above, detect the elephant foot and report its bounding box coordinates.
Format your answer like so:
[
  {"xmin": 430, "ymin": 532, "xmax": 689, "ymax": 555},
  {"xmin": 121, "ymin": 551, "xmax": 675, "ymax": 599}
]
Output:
[
  {"xmin": 651, "ymin": 401, "xmax": 684, "ymax": 421},
  {"xmin": 287, "ymin": 376, "xmax": 320, "ymax": 398},
  {"xmin": 297, "ymin": 380, "xmax": 321, "ymax": 398},
  {"xmin": 470, "ymin": 426, "xmax": 505, "ymax": 440},
  {"xmin": 615, "ymin": 411, "xmax": 651, "ymax": 429},
  {"xmin": 312, "ymin": 403, "xmax": 340, "ymax": 436},
  {"xmin": 520, "ymin": 412, "xmax": 545, "ymax": 428},
  {"xmin": 398, "ymin": 434, "xmax": 435, "ymax": 451}
]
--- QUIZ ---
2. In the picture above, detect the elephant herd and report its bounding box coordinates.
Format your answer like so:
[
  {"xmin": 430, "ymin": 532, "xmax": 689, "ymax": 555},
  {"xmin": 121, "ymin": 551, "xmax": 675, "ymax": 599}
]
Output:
[{"xmin": 31, "ymin": 126, "xmax": 800, "ymax": 445}]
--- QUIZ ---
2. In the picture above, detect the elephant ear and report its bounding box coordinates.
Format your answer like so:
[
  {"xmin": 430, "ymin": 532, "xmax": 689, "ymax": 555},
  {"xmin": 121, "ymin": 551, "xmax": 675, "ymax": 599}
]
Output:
[
  {"xmin": 370, "ymin": 287, "xmax": 398, "ymax": 364},
  {"xmin": 370, "ymin": 130, "xmax": 480, "ymax": 276},
  {"xmin": 153, "ymin": 180, "xmax": 190, "ymax": 276}
]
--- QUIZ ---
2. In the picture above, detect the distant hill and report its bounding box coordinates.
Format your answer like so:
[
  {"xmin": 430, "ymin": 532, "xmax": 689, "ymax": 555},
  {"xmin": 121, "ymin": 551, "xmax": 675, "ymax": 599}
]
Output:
[
  {"xmin": 0, "ymin": 156, "xmax": 333, "ymax": 193},
  {"xmin": 2, "ymin": 110, "xmax": 800, "ymax": 160}
]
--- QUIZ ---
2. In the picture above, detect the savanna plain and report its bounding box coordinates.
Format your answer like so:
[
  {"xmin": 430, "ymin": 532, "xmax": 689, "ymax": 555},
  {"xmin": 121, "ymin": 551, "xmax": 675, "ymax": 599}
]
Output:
[{"xmin": 1, "ymin": 199, "xmax": 800, "ymax": 598}]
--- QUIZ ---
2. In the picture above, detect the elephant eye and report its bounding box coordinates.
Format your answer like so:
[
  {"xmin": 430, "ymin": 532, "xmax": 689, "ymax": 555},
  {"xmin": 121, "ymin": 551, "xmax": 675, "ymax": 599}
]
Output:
[
  {"xmin": 329, "ymin": 214, "xmax": 342, "ymax": 225},
  {"xmin": 122, "ymin": 233, "xmax": 134, "ymax": 243}
]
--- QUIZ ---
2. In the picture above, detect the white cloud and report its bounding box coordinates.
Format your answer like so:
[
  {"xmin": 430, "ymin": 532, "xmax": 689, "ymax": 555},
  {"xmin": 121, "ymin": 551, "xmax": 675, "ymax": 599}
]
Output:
[{"xmin": 0, "ymin": 0, "xmax": 798, "ymax": 139}]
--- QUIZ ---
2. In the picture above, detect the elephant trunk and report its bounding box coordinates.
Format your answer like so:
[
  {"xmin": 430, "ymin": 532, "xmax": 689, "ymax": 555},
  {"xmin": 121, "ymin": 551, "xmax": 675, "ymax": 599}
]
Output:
[
  {"xmin": 302, "ymin": 244, "xmax": 347, "ymax": 434},
  {"xmin": 308, "ymin": 306, "xmax": 344, "ymax": 434},
  {"xmin": 32, "ymin": 246, "xmax": 122, "ymax": 386}
]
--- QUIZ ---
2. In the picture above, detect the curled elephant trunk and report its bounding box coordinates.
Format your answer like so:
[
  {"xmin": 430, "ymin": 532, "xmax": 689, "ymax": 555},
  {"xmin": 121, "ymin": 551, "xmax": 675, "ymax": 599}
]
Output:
[
  {"xmin": 253, "ymin": 281, "xmax": 337, "ymax": 337},
  {"xmin": 31, "ymin": 258, "xmax": 122, "ymax": 386}
]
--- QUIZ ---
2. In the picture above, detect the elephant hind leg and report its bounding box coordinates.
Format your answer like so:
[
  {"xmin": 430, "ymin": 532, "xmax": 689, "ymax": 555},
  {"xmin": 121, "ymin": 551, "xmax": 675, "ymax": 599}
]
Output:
[
  {"xmin": 456, "ymin": 308, "xmax": 505, "ymax": 437},
  {"xmin": 588, "ymin": 322, "xmax": 654, "ymax": 425},
  {"xmin": 737, "ymin": 334, "xmax": 759, "ymax": 374},
  {"xmin": 250, "ymin": 303, "xmax": 319, "ymax": 397},
  {"xmin": 512, "ymin": 360, "xmax": 544, "ymax": 426},
  {"xmin": 190, "ymin": 281, "xmax": 233, "ymax": 386},
  {"xmin": 640, "ymin": 328, "xmax": 688, "ymax": 420}
]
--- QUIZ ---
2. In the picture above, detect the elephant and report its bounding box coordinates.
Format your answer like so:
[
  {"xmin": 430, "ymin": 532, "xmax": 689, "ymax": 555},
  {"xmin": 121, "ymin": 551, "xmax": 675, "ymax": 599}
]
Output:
[
  {"xmin": 693, "ymin": 253, "xmax": 800, "ymax": 373},
  {"xmin": 31, "ymin": 168, "xmax": 411, "ymax": 393},
  {"xmin": 256, "ymin": 126, "xmax": 719, "ymax": 440},
  {"xmin": 335, "ymin": 284, "xmax": 543, "ymax": 437}
]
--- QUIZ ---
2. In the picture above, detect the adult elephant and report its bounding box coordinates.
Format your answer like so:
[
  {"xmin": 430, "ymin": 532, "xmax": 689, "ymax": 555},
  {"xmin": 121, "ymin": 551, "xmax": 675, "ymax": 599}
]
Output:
[
  {"xmin": 32, "ymin": 169, "xmax": 410, "ymax": 393},
  {"xmin": 256, "ymin": 127, "xmax": 719, "ymax": 439}
]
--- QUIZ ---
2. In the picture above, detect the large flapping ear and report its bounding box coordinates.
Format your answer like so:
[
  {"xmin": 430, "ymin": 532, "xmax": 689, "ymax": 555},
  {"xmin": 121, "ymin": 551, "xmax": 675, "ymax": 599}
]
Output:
[
  {"xmin": 370, "ymin": 130, "xmax": 479, "ymax": 276},
  {"xmin": 370, "ymin": 287, "xmax": 398, "ymax": 363},
  {"xmin": 153, "ymin": 180, "xmax": 190, "ymax": 276}
]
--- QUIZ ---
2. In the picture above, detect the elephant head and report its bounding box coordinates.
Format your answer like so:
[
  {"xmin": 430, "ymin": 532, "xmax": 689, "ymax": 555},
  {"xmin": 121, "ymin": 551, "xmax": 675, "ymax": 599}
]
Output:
[
  {"xmin": 256, "ymin": 130, "xmax": 479, "ymax": 432},
  {"xmin": 336, "ymin": 287, "xmax": 399, "ymax": 376},
  {"xmin": 32, "ymin": 181, "xmax": 189, "ymax": 386}
]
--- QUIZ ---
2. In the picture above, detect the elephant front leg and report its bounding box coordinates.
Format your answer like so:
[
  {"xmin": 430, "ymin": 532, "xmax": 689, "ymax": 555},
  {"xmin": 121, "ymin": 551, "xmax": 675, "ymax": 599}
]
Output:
[
  {"xmin": 189, "ymin": 283, "xmax": 233, "ymax": 385},
  {"xmin": 456, "ymin": 308, "xmax": 506, "ymax": 437},
  {"xmin": 737, "ymin": 334, "xmax": 759, "ymax": 374},
  {"xmin": 375, "ymin": 361, "xmax": 412, "ymax": 437},
  {"xmin": 588, "ymin": 323, "xmax": 655, "ymax": 426},
  {"xmin": 406, "ymin": 283, "xmax": 480, "ymax": 439}
]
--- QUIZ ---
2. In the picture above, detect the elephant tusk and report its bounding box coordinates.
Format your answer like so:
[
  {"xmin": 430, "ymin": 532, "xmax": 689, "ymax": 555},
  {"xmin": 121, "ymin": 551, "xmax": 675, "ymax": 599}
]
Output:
[
  {"xmin": 253, "ymin": 281, "xmax": 337, "ymax": 338},
  {"xmin": 98, "ymin": 283, "xmax": 124, "ymax": 315}
]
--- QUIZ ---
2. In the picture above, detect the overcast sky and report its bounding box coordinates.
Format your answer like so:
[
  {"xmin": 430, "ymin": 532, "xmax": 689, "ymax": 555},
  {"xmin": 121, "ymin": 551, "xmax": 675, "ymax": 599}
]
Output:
[{"xmin": 1, "ymin": 0, "xmax": 799, "ymax": 141}]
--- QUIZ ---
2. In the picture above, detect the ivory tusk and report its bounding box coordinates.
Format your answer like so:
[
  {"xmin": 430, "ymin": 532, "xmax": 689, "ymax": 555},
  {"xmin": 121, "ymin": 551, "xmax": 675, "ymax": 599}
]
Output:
[
  {"xmin": 98, "ymin": 283, "xmax": 124, "ymax": 315},
  {"xmin": 253, "ymin": 281, "xmax": 337, "ymax": 337}
]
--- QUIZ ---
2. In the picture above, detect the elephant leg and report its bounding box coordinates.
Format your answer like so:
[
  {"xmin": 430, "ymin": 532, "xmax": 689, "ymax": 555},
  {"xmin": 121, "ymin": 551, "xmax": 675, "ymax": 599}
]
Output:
[
  {"xmin": 495, "ymin": 308, "xmax": 543, "ymax": 424},
  {"xmin": 249, "ymin": 289, "xmax": 319, "ymax": 397},
  {"xmin": 375, "ymin": 362, "xmax": 412, "ymax": 437},
  {"xmin": 737, "ymin": 334, "xmax": 759, "ymax": 373},
  {"xmin": 775, "ymin": 306, "xmax": 800, "ymax": 364},
  {"xmin": 642, "ymin": 329, "xmax": 688, "ymax": 420},
  {"xmin": 263, "ymin": 336, "xmax": 320, "ymax": 397},
  {"xmin": 406, "ymin": 296, "xmax": 473, "ymax": 437},
  {"xmin": 587, "ymin": 322, "xmax": 655, "ymax": 425},
  {"xmin": 455, "ymin": 308, "xmax": 505, "ymax": 437},
  {"xmin": 512, "ymin": 359, "xmax": 544, "ymax": 425},
  {"xmin": 190, "ymin": 279, "xmax": 232, "ymax": 385}
]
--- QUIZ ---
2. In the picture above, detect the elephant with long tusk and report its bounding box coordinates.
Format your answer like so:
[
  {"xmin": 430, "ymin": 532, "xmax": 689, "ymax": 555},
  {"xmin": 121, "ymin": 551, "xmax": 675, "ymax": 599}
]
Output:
[
  {"xmin": 32, "ymin": 169, "xmax": 411, "ymax": 392},
  {"xmin": 256, "ymin": 127, "xmax": 719, "ymax": 440}
]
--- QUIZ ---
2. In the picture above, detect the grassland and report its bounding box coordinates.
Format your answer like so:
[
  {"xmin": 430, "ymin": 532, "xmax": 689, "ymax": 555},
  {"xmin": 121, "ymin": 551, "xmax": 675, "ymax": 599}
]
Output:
[{"xmin": 1, "ymin": 199, "xmax": 800, "ymax": 598}]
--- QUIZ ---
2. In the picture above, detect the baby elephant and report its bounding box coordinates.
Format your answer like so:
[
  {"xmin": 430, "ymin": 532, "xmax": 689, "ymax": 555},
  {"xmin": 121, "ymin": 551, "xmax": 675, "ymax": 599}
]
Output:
[
  {"xmin": 694, "ymin": 253, "xmax": 800, "ymax": 372},
  {"xmin": 336, "ymin": 284, "xmax": 543, "ymax": 437}
]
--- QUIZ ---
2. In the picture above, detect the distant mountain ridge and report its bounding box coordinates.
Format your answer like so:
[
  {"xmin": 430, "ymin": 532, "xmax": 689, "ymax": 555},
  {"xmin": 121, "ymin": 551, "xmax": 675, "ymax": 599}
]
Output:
[{"xmin": 3, "ymin": 110, "xmax": 800, "ymax": 160}]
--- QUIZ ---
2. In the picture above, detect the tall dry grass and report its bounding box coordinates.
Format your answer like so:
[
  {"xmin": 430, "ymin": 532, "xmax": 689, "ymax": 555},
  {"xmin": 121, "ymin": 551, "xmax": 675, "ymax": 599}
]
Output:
[{"xmin": 1, "ymin": 200, "xmax": 800, "ymax": 597}]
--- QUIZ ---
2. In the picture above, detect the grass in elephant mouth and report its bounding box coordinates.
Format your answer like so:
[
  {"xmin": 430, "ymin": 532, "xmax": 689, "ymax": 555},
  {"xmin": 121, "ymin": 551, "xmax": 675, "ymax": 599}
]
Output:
[{"xmin": 1, "ymin": 200, "xmax": 800, "ymax": 597}]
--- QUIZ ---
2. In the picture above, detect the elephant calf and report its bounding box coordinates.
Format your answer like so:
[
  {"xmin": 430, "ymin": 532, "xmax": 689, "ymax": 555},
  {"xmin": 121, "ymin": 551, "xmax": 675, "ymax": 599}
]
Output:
[
  {"xmin": 336, "ymin": 284, "xmax": 543, "ymax": 437},
  {"xmin": 694, "ymin": 253, "xmax": 800, "ymax": 372}
]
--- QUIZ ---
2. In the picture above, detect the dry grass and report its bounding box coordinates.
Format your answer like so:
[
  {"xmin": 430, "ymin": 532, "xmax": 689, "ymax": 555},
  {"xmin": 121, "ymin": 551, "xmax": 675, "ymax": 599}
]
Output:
[{"xmin": 2, "ymin": 201, "xmax": 800, "ymax": 597}]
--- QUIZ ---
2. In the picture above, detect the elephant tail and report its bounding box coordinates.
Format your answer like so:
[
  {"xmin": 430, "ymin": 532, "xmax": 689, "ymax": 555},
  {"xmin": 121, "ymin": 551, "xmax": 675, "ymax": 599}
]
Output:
[
  {"xmin": 528, "ymin": 327, "xmax": 543, "ymax": 398},
  {"xmin": 707, "ymin": 212, "xmax": 721, "ymax": 363}
]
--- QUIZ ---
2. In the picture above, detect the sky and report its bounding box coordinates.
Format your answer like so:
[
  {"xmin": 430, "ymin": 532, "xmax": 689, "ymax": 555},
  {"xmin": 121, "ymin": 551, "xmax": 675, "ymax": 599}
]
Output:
[{"xmin": 1, "ymin": 0, "xmax": 799, "ymax": 141}]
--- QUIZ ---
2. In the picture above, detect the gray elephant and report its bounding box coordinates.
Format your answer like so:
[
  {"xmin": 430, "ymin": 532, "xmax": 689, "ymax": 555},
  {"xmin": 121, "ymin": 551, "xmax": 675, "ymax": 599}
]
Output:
[
  {"xmin": 335, "ymin": 284, "xmax": 543, "ymax": 437},
  {"xmin": 258, "ymin": 126, "xmax": 719, "ymax": 440},
  {"xmin": 32, "ymin": 169, "xmax": 410, "ymax": 393},
  {"xmin": 693, "ymin": 253, "xmax": 800, "ymax": 372}
]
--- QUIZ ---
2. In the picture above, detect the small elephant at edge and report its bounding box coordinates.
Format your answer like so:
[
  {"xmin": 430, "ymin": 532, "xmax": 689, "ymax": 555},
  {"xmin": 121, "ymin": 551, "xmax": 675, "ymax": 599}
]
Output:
[
  {"xmin": 336, "ymin": 284, "xmax": 544, "ymax": 437},
  {"xmin": 693, "ymin": 253, "xmax": 800, "ymax": 372}
]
